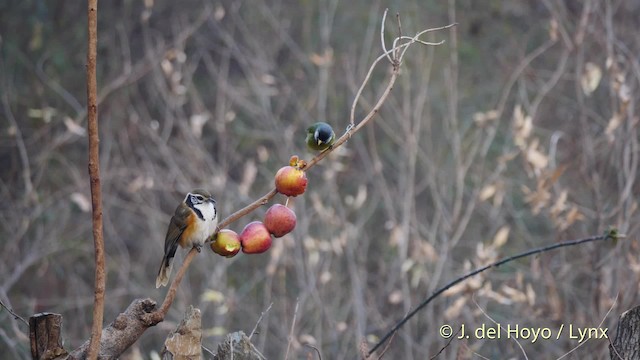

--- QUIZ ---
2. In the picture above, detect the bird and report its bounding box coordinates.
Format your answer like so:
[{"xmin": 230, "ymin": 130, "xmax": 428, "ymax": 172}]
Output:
[
  {"xmin": 156, "ymin": 189, "xmax": 218, "ymax": 288},
  {"xmin": 306, "ymin": 122, "xmax": 335, "ymax": 151}
]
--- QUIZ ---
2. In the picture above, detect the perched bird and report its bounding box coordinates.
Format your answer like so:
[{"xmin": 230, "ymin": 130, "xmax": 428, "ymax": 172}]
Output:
[
  {"xmin": 306, "ymin": 122, "xmax": 335, "ymax": 151},
  {"xmin": 156, "ymin": 189, "xmax": 218, "ymax": 288}
]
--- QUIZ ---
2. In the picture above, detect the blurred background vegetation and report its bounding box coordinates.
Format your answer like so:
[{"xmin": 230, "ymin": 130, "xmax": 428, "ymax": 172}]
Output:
[{"xmin": 1, "ymin": 0, "xmax": 639, "ymax": 358}]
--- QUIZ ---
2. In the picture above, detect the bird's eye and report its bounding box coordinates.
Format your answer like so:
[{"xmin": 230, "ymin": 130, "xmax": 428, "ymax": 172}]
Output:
[{"xmin": 190, "ymin": 194, "xmax": 203, "ymax": 203}]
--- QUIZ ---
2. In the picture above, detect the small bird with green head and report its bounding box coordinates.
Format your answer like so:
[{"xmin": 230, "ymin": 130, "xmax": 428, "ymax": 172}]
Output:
[{"xmin": 306, "ymin": 122, "xmax": 335, "ymax": 152}]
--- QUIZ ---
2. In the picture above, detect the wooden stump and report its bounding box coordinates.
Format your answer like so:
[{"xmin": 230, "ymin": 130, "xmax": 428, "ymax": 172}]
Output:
[
  {"xmin": 161, "ymin": 306, "xmax": 203, "ymax": 360},
  {"xmin": 29, "ymin": 313, "xmax": 68, "ymax": 360}
]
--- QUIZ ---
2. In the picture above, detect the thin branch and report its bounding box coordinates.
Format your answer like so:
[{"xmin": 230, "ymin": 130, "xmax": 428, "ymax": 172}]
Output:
[
  {"xmin": 304, "ymin": 344, "xmax": 322, "ymax": 360},
  {"xmin": 86, "ymin": 0, "xmax": 105, "ymax": 359},
  {"xmin": 201, "ymin": 344, "xmax": 215, "ymax": 357},
  {"xmin": 368, "ymin": 231, "xmax": 623, "ymax": 356},
  {"xmin": 284, "ymin": 300, "xmax": 300, "ymax": 360},
  {"xmin": 218, "ymin": 189, "xmax": 278, "ymax": 230},
  {"xmin": 556, "ymin": 292, "xmax": 619, "ymax": 360},
  {"xmin": 377, "ymin": 330, "xmax": 397, "ymax": 359},
  {"xmin": 428, "ymin": 327, "xmax": 460, "ymax": 360},
  {"xmin": 145, "ymin": 248, "xmax": 199, "ymax": 324},
  {"xmin": 249, "ymin": 302, "xmax": 273, "ymax": 339},
  {"xmin": 349, "ymin": 22, "xmax": 455, "ymax": 126},
  {"xmin": 472, "ymin": 295, "xmax": 528, "ymax": 359},
  {"xmin": 0, "ymin": 298, "xmax": 27, "ymax": 326},
  {"xmin": 380, "ymin": 9, "xmax": 392, "ymax": 64}
]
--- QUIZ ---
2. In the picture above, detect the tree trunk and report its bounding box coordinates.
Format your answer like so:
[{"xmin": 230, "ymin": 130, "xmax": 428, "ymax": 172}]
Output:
[{"xmin": 610, "ymin": 305, "xmax": 640, "ymax": 359}]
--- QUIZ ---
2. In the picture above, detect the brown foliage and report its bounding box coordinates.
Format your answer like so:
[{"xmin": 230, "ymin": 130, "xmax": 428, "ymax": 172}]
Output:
[{"xmin": 2, "ymin": 0, "xmax": 640, "ymax": 358}]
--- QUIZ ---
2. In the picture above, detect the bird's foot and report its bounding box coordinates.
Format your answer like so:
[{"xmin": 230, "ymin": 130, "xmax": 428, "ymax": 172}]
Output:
[{"xmin": 195, "ymin": 244, "xmax": 203, "ymax": 253}]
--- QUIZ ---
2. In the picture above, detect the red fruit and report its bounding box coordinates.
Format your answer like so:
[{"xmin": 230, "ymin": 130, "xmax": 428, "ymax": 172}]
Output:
[
  {"xmin": 211, "ymin": 229, "xmax": 241, "ymax": 258},
  {"xmin": 264, "ymin": 204, "xmax": 296, "ymax": 237},
  {"xmin": 275, "ymin": 166, "xmax": 308, "ymax": 196},
  {"xmin": 240, "ymin": 221, "xmax": 273, "ymax": 254}
]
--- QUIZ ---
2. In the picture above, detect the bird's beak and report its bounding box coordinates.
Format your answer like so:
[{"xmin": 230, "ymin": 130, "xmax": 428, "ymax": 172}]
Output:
[{"xmin": 317, "ymin": 139, "xmax": 322, "ymax": 145}]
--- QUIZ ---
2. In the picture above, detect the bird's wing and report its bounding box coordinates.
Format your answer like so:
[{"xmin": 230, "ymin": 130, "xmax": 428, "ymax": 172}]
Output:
[{"xmin": 163, "ymin": 203, "xmax": 190, "ymax": 255}]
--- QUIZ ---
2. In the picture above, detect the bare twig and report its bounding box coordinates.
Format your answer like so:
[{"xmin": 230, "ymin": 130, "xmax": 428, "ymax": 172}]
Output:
[
  {"xmin": 249, "ymin": 302, "xmax": 273, "ymax": 339},
  {"xmin": 428, "ymin": 327, "xmax": 460, "ymax": 360},
  {"xmin": 202, "ymin": 344, "xmax": 215, "ymax": 357},
  {"xmin": 0, "ymin": 298, "xmax": 27, "ymax": 326},
  {"xmin": 86, "ymin": 0, "xmax": 105, "ymax": 359},
  {"xmin": 380, "ymin": 9, "xmax": 392, "ymax": 64},
  {"xmin": 349, "ymin": 22, "xmax": 455, "ymax": 126},
  {"xmin": 377, "ymin": 330, "xmax": 397, "ymax": 359},
  {"xmin": 304, "ymin": 344, "xmax": 322, "ymax": 360},
  {"xmin": 472, "ymin": 296, "xmax": 528, "ymax": 359},
  {"xmin": 145, "ymin": 248, "xmax": 199, "ymax": 324},
  {"xmin": 217, "ymin": 189, "xmax": 278, "ymax": 230},
  {"xmin": 368, "ymin": 231, "xmax": 623, "ymax": 356},
  {"xmin": 284, "ymin": 300, "xmax": 300, "ymax": 360},
  {"xmin": 557, "ymin": 292, "xmax": 619, "ymax": 360}
]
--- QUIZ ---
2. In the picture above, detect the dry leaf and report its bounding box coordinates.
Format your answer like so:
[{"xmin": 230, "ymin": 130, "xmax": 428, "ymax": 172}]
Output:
[
  {"xmin": 127, "ymin": 175, "xmax": 154, "ymax": 193},
  {"xmin": 64, "ymin": 117, "xmax": 86, "ymax": 136},
  {"xmin": 299, "ymin": 334, "xmax": 317, "ymax": 346},
  {"xmin": 416, "ymin": 241, "xmax": 438, "ymax": 263},
  {"xmin": 389, "ymin": 226, "xmax": 403, "ymax": 248},
  {"xmin": 501, "ymin": 285, "xmax": 527, "ymax": 303},
  {"xmin": 549, "ymin": 18, "xmax": 558, "ymax": 42},
  {"xmin": 444, "ymin": 297, "xmax": 467, "ymax": 320},
  {"xmin": 345, "ymin": 185, "xmax": 367, "ymax": 209},
  {"xmin": 214, "ymin": 5, "xmax": 225, "ymax": 20},
  {"xmin": 526, "ymin": 283, "xmax": 536, "ymax": 306},
  {"xmin": 201, "ymin": 289, "xmax": 225, "ymax": 303},
  {"xmin": 550, "ymin": 190, "xmax": 568, "ymax": 218},
  {"xmin": 483, "ymin": 289, "xmax": 513, "ymax": 305},
  {"xmin": 559, "ymin": 206, "xmax": 585, "ymax": 231},
  {"xmin": 401, "ymin": 259, "xmax": 414, "ymax": 273},
  {"xmin": 513, "ymin": 105, "xmax": 532, "ymax": 149},
  {"xmin": 526, "ymin": 139, "xmax": 549, "ymax": 171},
  {"xmin": 619, "ymin": 83, "xmax": 631, "ymax": 105},
  {"xmin": 522, "ymin": 184, "xmax": 551, "ymax": 215},
  {"xmin": 320, "ymin": 271, "xmax": 332, "ymax": 284},
  {"xmin": 238, "ymin": 160, "xmax": 257, "ymax": 197},
  {"xmin": 70, "ymin": 192, "xmax": 91, "ymax": 212},
  {"xmin": 581, "ymin": 62, "xmax": 602, "ymax": 96},
  {"xmin": 605, "ymin": 114, "xmax": 623, "ymax": 143},
  {"xmin": 189, "ymin": 113, "xmax": 210, "ymax": 138},
  {"xmin": 443, "ymin": 282, "xmax": 467, "ymax": 297},
  {"xmin": 309, "ymin": 48, "xmax": 334, "ymax": 67},
  {"xmin": 260, "ymin": 74, "xmax": 276, "ymax": 85},
  {"xmin": 479, "ymin": 184, "xmax": 497, "ymax": 202},
  {"xmin": 388, "ymin": 290, "xmax": 403, "ymax": 305},
  {"xmin": 473, "ymin": 110, "xmax": 498, "ymax": 127},
  {"xmin": 492, "ymin": 226, "xmax": 510, "ymax": 248}
]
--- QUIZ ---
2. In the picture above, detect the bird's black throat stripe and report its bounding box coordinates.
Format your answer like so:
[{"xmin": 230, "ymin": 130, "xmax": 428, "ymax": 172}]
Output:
[{"xmin": 186, "ymin": 196, "xmax": 205, "ymax": 221}]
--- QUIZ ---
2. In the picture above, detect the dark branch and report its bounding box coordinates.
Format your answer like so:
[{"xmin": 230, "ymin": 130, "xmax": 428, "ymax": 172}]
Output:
[{"xmin": 368, "ymin": 231, "xmax": 623, "ymax": 356}]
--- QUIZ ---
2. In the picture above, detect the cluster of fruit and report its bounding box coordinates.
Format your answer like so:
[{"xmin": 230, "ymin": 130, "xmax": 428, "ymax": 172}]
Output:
[{"xmin": 210, "ymin": 156, "xmax": 308, "ymax": 257}]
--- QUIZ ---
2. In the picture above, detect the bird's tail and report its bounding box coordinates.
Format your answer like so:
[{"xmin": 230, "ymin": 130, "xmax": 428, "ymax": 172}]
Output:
[{"xmin": 155, "ymin": 256, "xmax": 174, "ymax": 288}]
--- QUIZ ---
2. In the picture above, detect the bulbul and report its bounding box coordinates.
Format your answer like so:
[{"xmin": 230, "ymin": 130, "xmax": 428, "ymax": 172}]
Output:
[
  {"xmin": 156, "ymin": 189, "xmax": 218, "ymax": 288},
  {"xmin": 306, "ymin": 122, "xmax": 335, "ymax": 151}
]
